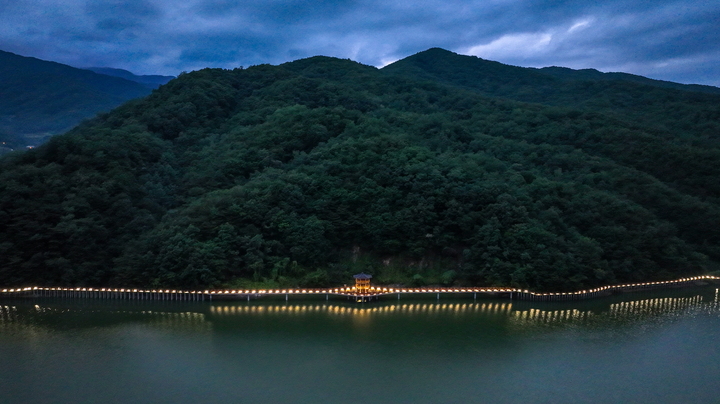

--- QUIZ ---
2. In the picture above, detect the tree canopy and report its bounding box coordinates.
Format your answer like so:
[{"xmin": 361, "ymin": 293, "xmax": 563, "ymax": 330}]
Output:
[{"xmin": 1, "ymin": 49, "xmax": 718, "ymax": 291}]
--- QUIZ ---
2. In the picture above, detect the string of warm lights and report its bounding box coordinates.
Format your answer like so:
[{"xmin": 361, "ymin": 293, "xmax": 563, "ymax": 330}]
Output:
[
  {"xmin": 1, "ymin": 275, "xmax": 718, "ymax": 302},
  {"xmin": 5, "ymin": 295, "xmax": 713, "ymax": 326}
]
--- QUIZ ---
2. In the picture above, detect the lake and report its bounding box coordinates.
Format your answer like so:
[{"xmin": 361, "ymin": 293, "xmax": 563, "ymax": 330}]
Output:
[{"xmin": 1, "ymin": 286, "xmax": 719, "ymax": 404}]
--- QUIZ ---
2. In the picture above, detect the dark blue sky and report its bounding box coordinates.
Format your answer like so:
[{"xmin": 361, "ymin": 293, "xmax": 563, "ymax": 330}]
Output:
[{"xmin": 1, "ymin": 0, "xmax": 718, "ymax": 86}]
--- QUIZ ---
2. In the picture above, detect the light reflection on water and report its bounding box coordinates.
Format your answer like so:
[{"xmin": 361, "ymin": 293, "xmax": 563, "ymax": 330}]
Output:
[
  {"xmin": 207, "ymin": 301, "xmax": 515, "ymax": 316},
  {"xmin": 205, "ymin": 290, "xmax": 720, "ymax": 323},
  {"xmin": 0, "ymin": 304, "xmax": 212, "ymax": 335},
  {"xmin": 1, "ymin": 287, "xmax": 719, "ymax": 404},
  {"xmin": 1, "ymin": 288, "xmax": 719, "ymax": 327}
]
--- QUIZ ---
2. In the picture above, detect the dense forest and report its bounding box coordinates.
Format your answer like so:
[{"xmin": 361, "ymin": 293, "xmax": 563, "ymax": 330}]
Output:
[{"xmin": 1, "ymin": 48, "xmax": 719, "ymax": 291}]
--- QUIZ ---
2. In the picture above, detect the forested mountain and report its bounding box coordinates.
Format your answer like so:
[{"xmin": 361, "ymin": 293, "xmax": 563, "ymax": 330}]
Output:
[
  {"xmin": 1, "ymin": 49, "xmax": 718, "ymax": 291},
  {"xmin": 85, "ymin": 67, "xmax": 174, "ymax": 88},
  {"xmin": 537, "ymin": 66, "xmax": 720, "ymax": 95},
  {"xmin": 384, "ymin": 49, "xmax": 720, "ymax": 141},
  {"xmin": 0, "ymin": 50, "xmax": 154, "ymax": 148}
]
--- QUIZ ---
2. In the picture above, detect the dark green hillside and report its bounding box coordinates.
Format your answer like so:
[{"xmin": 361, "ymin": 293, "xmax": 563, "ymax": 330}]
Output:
[
  {"xmin": 1, "ymin": 51, "xmax": 718, "ymax": 291},
  {"xmin": 538, "ymin": 66, "xmax": 720, "ymax": 95},
  {"xmin": 382, "ymin": 49, "xmax": 720, "ymax": 203},
  {"xmin": 0, "ymin": 50, "xmax": 153, "ymax": 144},
  {"xmin": 382, "ymin": 49, "xmax": 720, "ymax": 146}
]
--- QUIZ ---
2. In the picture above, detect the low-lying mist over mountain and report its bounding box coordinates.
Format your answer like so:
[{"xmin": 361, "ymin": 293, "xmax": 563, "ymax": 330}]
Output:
[{"xmin": 1, "ymin": 48, "xmax": 718, "ymax": 291}]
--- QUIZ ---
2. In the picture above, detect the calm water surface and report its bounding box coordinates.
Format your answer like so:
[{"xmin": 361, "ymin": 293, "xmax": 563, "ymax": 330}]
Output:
[{"xmin": 1, "ymin": 287, "xmax": 719, "ymax": 404}]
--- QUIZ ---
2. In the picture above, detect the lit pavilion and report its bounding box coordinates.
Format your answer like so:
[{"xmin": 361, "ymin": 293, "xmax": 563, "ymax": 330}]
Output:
[{"xmin": 353, "ymin": 273, "xmax": 372, "ymax": 294}]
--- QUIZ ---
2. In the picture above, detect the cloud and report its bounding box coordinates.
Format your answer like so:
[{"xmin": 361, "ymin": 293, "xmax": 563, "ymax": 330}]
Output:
[
  {"xmin": 458, "ymin": 3, "xmax": 720, "ymax": 86},
  {"xmin": 461, "ymin": 17, "xmax": 599, "ymax": 66},
  {"xmin": 464, "ymin": 32, "xmax": 554, "ymax": 61},
  {"xmin": 0, "ymin": 0, "xmax": 717, "ymax": 86},
  {"xmin": 568, "ymin": 19, "xmax": 591, "ymax": 33}
]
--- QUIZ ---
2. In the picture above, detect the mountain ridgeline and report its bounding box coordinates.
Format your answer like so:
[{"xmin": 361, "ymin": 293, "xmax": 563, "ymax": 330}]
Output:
[
  {"xmin": 0, "ymin": 50, "xmax": 158, "ymax": 150},
  {"xmin": 85, "ymin": 67, "xmax": 175, "ymax": 89},
  {"xmin": 1, "ymin": 48, "xmax": 719, "ymax": 291}
]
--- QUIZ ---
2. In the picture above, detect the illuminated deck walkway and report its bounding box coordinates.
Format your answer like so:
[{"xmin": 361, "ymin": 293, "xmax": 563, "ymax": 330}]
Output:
[{"xmin": 1, "ymin": 275, "xmax": 718, "ymax": 302}]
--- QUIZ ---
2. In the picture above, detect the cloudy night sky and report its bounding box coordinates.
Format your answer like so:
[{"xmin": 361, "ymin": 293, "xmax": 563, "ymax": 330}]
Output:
[{"xmin": 1, "ymin": 0, "xmax": 718, "ymax": 86}]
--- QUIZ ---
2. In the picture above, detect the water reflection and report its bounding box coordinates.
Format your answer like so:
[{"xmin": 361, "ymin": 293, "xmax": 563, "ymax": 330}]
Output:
[
  {"xmin": 511, "ymin": 295, "xmax": 706, "ymax": 325},
  {"xmin": 207, "ymin": 289, "xmax": 720, "ymax": 323},
  {"xmin": 138, "ymin": 310, "xmax": 211, "ymax": 333},
  {"xmin": 2, "ymin": 289, "xmax": 720, "ymax": 404},
  {"xmin": 2, "ymin": 288, "xmax": 719, "ymax": 330},
  {"xmin": 0, "ymin": 304, "xmax": 211, "ymax": 333},
  {"xmin": 208, "ymin": 301, "xmax": 515, "ymax": 316}
]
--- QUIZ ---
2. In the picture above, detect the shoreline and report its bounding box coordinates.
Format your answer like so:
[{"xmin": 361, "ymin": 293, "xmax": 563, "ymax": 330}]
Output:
[{"xmin": 2, "ymin": 275, "xmax": 719, "ymax": 303}]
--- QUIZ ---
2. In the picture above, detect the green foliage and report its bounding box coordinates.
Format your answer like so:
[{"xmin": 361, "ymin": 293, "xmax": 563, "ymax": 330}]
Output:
[{"xmin": 1, "ymin": 49, "xmax": 718, "ymax": 291}]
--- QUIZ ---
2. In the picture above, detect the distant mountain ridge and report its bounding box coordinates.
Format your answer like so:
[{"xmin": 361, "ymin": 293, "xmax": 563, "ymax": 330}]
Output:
[
  {"xmin": 381, "ymin": 48, "xmax": 720, "ymax": 141},
  {"xmin": 84, "ymin": 67, "xmax": 174, "ymax": 88},
  {"xmin": 537, "ymin": 65, "xmax": 720, "ymax": 95},
  {"xmin": 1, "ymin": 48, "xmax": 718, "ymax": 291},
  {"xmin": 0, "ymin": 50, "xmax": 162, "ymax": 150},
  {"xmin": 3, "ymin": 47, "xmax": 717, "ymax": 152},
  {"xmin": 382, "ymin": 48, "xmax": 720, "ymax": 96}
]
